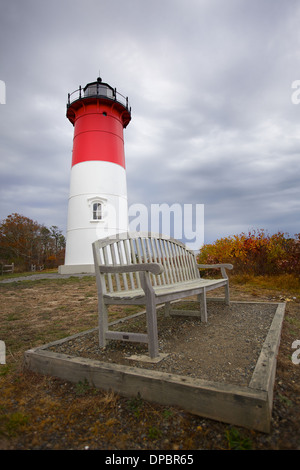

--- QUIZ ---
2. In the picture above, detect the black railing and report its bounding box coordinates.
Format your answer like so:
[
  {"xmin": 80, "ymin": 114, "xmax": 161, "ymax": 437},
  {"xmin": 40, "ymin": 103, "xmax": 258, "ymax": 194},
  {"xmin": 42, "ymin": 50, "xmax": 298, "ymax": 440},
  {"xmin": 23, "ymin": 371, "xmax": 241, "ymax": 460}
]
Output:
[{"xmin": 67, "ymin": 84, "xmax": 131, "ymax": 112}]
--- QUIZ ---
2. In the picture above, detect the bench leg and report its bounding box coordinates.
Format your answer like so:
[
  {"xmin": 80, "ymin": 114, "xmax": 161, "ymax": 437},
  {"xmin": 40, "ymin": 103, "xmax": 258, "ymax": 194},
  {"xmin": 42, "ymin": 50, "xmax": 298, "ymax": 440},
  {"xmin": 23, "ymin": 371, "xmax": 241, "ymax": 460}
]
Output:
[
  {"xmin": 199, "ymin": 288, "xmax": 207, "ymax": 322},
  {"xmin": 225, "ymin": 282, "xmax": 230, "ymax": 305},
  {"xmin": 98, "ymin": 300, "xmax": 108, "ymax": 348},
  {"xmin": 146, "ymin": 295, "xmax": 159, "ymax": 358},
  {"xmin": 164, "ymin": 302, "xmax": 171, "ymax": 317},
  {"xmin": 140, "ymin": 271, "xmax": 159, "ymax": 358}
]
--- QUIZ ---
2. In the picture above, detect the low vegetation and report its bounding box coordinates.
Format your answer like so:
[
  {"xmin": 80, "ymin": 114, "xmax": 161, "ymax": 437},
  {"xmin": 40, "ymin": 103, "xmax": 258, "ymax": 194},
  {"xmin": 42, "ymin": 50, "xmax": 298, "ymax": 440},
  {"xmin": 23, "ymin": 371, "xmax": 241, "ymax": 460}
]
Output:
[{"xmin": 198, "ymin": 229, "xmax": 300, "ymax": 276}]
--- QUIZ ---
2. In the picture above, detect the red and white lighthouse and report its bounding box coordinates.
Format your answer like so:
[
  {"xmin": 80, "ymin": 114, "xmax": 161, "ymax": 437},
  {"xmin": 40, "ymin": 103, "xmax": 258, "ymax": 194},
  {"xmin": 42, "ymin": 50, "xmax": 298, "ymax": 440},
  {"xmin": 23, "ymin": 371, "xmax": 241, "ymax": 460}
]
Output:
[{"xmin": 59, "ymin": 77, "xmax": 131, "ymax": 274}]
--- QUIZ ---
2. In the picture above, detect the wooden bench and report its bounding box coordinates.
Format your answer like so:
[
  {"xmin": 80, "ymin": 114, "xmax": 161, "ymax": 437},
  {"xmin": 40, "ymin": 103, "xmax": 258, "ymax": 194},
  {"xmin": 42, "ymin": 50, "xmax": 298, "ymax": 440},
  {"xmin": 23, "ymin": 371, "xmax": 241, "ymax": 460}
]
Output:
[{"xmin": 92, "ymin": 232, "xmax": 233, "ymax": 358}]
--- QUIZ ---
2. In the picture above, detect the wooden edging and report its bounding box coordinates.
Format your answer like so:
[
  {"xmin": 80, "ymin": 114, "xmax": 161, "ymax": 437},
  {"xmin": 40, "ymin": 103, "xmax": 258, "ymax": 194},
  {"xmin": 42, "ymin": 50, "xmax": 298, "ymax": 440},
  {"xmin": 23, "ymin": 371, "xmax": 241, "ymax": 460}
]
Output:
[{"xmin": 24, "ymin": 302, "xmax": 286, "ymax": 433}]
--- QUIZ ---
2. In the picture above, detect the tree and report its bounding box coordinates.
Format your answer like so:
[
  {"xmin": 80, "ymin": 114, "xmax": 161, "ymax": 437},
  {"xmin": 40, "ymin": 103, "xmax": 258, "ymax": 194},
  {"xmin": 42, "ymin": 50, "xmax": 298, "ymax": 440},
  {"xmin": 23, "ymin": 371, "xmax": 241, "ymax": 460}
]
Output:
[
  {"xmin": 0, "ymin": 213, "xmax": 65, "ymax": 271},
  {"xmin": 0, "ymin": 213, "xmax": 41, "ymax": 267}
]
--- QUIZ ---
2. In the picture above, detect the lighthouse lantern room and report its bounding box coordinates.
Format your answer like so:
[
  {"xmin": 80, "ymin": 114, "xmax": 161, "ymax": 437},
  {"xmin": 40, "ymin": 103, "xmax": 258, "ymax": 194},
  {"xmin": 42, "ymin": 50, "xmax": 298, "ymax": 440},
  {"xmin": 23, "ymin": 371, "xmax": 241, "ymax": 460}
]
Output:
[{"xmin": 59, "ymin": 77, "xmax": 131, "ymax": 274}]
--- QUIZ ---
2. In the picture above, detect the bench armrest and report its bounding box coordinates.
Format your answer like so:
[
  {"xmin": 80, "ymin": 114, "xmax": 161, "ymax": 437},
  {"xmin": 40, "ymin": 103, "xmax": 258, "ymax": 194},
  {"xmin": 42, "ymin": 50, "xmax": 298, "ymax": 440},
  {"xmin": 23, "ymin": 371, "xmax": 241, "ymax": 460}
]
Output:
[
  {"xmin": 99, "ymin": 263, "xmax": 164, "ymax": 276},
  {"xmin": 196, "ymin": 263, "xmax": 233, "ymax": 279},
  {"xmin": 197, "ymin": 263, "xmax": 233, "ymax": 270}
]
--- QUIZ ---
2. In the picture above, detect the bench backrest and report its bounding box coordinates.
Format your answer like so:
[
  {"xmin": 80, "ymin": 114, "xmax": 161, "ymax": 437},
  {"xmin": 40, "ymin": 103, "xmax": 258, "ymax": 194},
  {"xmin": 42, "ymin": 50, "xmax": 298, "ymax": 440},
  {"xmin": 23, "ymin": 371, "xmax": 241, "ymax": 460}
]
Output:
[{"xmin": 92, "ymin": 232, "xmax": 200, "ymax": 294}]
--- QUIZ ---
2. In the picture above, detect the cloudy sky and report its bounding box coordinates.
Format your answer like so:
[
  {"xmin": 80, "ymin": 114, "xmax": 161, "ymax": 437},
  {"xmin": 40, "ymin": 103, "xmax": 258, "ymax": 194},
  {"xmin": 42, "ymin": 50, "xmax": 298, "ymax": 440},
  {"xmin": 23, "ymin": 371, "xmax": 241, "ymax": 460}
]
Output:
[{"xmin": 1, "ymin": 0, "xmax": 300, "ymax": 248}]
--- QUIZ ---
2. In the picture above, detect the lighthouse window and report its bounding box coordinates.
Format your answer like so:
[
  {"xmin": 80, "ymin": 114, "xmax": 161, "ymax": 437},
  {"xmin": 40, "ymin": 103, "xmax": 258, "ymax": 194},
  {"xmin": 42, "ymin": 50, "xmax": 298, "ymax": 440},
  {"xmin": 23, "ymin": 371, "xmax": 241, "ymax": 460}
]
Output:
[
  {"xmin": 93, "ymin": 202, "xmax": 102, "ymax": 220},
  {"xmin": 84, "ymin": 84, "xmax": 114, "ymax": 99}
]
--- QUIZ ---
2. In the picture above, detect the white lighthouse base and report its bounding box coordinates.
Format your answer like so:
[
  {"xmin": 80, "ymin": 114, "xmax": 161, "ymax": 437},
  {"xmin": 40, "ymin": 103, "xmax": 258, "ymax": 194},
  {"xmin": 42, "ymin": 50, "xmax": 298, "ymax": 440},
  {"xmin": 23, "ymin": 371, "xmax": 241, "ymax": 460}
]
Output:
[
  {"xmin": 59, "ymin": 224, "xmax": 128, "ymax": 275},
  {"xmin": 60, "ymin": 161, "xmax": 128, "ymax": 275},
  {"xmin": 58, "ymin": 264, "xmax": 95, "ymax": 275}
]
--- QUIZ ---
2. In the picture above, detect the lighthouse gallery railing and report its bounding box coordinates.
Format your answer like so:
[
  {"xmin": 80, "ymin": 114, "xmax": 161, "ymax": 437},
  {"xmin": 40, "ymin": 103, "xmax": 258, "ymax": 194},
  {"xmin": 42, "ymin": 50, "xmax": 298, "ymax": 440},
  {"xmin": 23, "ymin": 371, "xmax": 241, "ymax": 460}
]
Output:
[{"xmin": 67, "ymin": 85, "xmax": 131, "ymax": 112}]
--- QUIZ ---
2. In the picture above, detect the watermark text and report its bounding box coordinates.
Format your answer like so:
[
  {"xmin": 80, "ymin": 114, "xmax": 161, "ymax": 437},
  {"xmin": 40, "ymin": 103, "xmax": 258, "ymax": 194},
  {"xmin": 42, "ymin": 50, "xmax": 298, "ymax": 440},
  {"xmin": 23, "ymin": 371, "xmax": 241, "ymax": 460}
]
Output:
[
  {"xmin": 292, "ymin": 340, "xmax": 300, "ymax": 365},
  {"xmin": 128, "ymin": 203, "xmax": 204, "ymax": 250},
  {"xmin": 291, "ymin": 80, "xmax": 300, "ymax": 104},
  {"xmin": 0, "ymin": 341, "xmax": 5, "ymax": 364},
  {"xmin": 0, "ymin": 80, "xmax": 6, "ymax": 104},
  {"xmin": 95, "ymin": 202, "xmax": 204, "ymax": 250}
]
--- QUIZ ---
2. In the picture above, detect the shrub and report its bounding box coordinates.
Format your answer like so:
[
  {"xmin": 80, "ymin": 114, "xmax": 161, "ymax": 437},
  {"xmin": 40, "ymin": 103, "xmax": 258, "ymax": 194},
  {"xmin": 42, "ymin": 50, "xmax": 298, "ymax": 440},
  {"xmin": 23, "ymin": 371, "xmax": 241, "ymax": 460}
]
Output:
[{"xmin": 197, "ymin": 229, "xmax": 300, "ymax": 276}]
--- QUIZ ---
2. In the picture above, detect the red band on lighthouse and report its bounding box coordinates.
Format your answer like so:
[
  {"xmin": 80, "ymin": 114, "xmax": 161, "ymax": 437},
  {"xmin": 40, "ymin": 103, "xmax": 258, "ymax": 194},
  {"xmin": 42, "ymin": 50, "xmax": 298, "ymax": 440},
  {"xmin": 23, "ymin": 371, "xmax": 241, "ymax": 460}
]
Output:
[{"xmin": 70, "ymin": 104, "xmax": 126, "ymax": 168}]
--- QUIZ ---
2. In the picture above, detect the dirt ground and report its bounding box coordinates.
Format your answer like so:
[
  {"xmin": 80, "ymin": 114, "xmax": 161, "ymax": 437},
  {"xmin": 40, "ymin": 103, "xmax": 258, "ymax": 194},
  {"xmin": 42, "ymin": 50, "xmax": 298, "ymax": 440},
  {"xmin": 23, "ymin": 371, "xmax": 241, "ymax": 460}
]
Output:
[
  {"xmin": 0, "ymin": 275, "xmax": 299, "ymax": 450},
  {"xmin": 48, "ymin": 300, "xmax": 277, "ymax": 388}
]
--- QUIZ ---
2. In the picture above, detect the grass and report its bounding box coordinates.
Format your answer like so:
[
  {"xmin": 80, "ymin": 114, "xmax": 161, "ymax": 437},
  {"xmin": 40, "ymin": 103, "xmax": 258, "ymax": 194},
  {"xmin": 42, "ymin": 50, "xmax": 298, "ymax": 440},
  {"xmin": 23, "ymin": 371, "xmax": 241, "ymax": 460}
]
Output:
[
  {"xmin": 0, "ymin": 272, "xmax": 299, "ymax": 450},
  {"xmin": 148, "ymin": 425, "xmax": 162, "ymax": 440},
  {"xmin": 0, "ymin": 268, "xmax": 58, "ymax": 280},
  {"xmin": 0, "ymin": 411, "xmax": 30, "ymax": 438},
  {"xmin": 225, "ymin": 427, "xmax": 253, "ymax": 450},
  {"xmin": 230, "ymin": 273, "xmax": 300, "ymax": 294}
]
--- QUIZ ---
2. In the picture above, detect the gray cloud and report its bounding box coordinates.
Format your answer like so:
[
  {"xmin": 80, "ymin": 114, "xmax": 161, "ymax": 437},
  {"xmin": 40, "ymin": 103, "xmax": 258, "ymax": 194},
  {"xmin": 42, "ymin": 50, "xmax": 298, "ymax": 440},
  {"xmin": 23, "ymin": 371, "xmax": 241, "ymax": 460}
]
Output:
[{"xmin": 0, "ymin": 0, "xmax": 299, "ymax": 247}]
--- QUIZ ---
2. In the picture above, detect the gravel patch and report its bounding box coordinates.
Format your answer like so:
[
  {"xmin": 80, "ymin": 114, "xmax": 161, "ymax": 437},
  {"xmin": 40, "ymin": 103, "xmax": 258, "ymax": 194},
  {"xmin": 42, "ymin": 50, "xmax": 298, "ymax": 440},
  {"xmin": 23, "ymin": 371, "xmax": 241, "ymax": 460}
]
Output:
[{"xmin": 48, "ymin": 300, "xmax": 276, "ymax": 387}]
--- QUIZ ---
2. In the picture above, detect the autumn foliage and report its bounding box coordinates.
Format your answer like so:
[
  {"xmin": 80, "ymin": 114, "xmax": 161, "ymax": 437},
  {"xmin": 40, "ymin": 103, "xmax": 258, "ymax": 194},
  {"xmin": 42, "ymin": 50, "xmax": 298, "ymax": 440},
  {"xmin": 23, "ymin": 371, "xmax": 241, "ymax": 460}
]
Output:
[
  {"xmin": 0, "ymin": 213, "xmax": 65, "ymax": 272},
  {"xmin": 198, "ymin": 229, "xmax": 300, "ymax": 276}
]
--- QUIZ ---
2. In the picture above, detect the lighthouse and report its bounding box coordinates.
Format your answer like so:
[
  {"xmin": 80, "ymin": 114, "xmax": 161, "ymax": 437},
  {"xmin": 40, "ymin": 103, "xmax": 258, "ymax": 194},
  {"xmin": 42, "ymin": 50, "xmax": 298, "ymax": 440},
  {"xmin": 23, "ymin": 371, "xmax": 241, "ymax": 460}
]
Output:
[{"xmin": 59, "ymin": 77, "xmax": 131, "ymax": 274}]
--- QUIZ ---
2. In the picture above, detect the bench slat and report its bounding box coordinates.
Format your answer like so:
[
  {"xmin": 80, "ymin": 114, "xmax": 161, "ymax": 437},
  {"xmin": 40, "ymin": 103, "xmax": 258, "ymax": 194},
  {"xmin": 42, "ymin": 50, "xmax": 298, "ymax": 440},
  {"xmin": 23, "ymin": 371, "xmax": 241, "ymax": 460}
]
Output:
[
  {"xmin": 154, "ymin": 237, "xmax": 166, "ymax": 285},
  {"xmin": 145, "ymin": 237, "xmax": 157, "ymax": 287},
  {"xmin": 129, "ymin": 238, "xmax": 141, "ymax": 288},
  {"xmin": 103, "ymin": 246, "xmax": 113, "ymax": 293},
  {"xmin": 103, "ymin": 279, "xmax": 227, "ymax": 301},
  {"xmin": 111, "ymin": 243, "xmax": 122, "ymax": 291},
  {"xmin": 149, "ymin": 237, "xmax": 161, "ymax": 286},
  {"xmin": 116, "ymin": 241, "xmax": 126, "ymax": 290}
]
